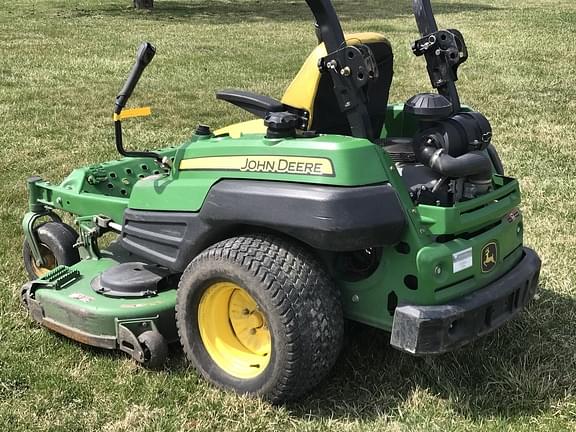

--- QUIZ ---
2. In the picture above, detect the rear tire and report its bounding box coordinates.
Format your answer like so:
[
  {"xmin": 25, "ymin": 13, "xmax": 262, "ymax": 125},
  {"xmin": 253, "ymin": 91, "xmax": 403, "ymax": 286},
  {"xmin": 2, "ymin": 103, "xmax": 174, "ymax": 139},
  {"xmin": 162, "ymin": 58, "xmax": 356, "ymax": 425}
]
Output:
[
  {"xmin": 22, "ymin": 222, "xmax": 80, "ymax": 280},
  {"xmin": 176, "ymin": 234, "xmax": 344, "ymax": 403}
]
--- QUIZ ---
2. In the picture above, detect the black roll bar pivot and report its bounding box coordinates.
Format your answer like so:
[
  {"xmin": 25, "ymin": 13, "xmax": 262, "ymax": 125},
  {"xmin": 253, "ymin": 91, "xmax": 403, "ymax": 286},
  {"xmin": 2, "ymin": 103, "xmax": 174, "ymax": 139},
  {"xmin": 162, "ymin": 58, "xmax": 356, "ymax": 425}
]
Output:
[
  {"xmin": 411, "ymin": 0, "xmax": 468, "ymax": 113},
  {"xmin": 305, "ymin": 0, "xmax": 378, "ymax": 141}
]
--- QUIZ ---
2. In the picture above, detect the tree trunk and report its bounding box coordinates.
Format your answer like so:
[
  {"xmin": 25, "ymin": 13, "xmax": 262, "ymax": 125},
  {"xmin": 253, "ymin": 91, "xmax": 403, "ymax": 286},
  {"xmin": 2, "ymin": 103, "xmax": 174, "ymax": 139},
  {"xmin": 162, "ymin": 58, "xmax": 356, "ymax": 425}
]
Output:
[{"xmin": 133, "ymin": 0, "xmax": 153, "ymax": 10}]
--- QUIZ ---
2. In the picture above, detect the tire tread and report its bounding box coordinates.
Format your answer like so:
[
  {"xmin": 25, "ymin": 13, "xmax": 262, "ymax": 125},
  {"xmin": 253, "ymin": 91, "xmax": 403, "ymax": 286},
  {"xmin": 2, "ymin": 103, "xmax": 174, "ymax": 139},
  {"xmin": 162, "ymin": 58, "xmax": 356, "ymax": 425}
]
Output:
[{"xmin": 176, "ymin": 234, "xmax": 344, "ymax": 403}]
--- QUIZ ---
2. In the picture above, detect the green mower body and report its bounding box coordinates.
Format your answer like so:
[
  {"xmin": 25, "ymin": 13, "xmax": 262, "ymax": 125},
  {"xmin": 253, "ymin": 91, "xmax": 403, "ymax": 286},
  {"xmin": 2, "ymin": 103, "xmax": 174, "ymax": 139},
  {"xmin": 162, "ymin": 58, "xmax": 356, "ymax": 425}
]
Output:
[{"xmin": 21, "ymin": 0, "xmax": 541, "ymax": 402}]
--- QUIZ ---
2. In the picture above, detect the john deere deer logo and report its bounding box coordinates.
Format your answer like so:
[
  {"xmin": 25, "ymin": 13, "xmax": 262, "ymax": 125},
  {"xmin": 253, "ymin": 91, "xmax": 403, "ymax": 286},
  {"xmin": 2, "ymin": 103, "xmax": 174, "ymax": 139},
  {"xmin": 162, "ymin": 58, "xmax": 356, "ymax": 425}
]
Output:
[{"xmin": 481, "ymin": 242, "xmax": 497, "ymax": 272}]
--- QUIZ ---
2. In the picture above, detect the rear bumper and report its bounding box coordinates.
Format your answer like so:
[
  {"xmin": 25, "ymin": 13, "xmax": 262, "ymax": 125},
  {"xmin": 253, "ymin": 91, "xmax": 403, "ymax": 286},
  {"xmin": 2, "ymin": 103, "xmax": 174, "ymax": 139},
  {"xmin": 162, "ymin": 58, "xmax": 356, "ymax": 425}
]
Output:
[{"xmin": 390, "ymin": 247, "xmax": 541, "ymax": 355}]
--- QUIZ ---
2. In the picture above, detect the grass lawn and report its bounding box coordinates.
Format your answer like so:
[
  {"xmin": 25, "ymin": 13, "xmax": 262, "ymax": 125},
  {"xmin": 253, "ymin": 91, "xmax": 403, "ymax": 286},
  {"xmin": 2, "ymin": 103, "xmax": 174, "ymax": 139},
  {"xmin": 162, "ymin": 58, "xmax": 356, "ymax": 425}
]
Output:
[{"xmin": 1, "ymin": 0, "xmax": 575, "ymax": 430}]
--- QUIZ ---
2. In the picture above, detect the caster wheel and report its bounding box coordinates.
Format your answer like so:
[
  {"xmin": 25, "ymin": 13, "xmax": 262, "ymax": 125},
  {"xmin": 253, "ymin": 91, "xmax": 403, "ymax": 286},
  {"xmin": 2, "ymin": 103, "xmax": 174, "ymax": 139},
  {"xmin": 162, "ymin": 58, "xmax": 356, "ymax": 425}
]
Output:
[
  {"xmin": 137, "ymin": 330, "xmax": 168, "ymax": 369},
  {"xmin": 176, "ymin": 234, "xmax": 344, "ymax": 404},
  {"xmin": 22, "ymin": 222, "xmax": 80, "ymax": 280}
]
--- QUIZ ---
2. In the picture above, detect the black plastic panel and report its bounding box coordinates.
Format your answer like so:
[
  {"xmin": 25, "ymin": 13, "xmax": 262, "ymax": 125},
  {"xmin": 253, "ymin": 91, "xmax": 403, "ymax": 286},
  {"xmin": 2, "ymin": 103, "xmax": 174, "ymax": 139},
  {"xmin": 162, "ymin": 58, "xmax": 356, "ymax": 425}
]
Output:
[{"xmin": 121, "ymin": 180, "xmax": 407, "ymax": 271}]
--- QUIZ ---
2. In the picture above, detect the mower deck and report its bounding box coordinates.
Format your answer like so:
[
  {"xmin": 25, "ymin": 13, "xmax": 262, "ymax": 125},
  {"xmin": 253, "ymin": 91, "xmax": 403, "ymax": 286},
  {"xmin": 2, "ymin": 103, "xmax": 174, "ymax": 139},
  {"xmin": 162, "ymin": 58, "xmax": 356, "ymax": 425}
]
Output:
[{"xmin": 22, "ymin": 243, "xmax": 178, "ymax": 362}]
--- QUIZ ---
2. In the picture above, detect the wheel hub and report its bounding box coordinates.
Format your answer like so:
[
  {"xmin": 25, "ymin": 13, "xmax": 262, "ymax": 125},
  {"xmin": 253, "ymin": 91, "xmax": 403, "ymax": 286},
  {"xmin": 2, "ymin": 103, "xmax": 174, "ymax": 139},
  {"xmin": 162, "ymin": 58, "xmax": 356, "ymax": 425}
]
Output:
[
  {"xmin": 198, "ymin": 282, "xmax": 271, "ymax": 379},
  {"xmin": 228, "ymin": 289, "xmax": 270, "ymax": 356},
  {"xmin": 31, "ymin": 244, "xmax": 57, "ymax": 277}
]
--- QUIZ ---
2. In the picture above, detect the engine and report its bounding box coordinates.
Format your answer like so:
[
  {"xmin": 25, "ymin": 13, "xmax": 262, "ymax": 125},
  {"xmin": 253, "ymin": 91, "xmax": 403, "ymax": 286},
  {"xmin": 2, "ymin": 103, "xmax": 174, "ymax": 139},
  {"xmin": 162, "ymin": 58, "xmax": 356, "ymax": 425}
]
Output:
[{"xmin": 386, "ymin": 93, "xmax": 495, "ymax": 206}]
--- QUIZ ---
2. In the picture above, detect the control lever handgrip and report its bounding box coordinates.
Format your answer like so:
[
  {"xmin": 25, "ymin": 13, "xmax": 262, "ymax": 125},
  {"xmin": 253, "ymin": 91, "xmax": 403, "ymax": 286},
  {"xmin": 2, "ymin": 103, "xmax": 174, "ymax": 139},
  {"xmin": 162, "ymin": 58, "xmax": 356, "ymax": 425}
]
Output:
[{"xmin": 114, "ymin": 42, "xmax": 156, "ymax": 114}]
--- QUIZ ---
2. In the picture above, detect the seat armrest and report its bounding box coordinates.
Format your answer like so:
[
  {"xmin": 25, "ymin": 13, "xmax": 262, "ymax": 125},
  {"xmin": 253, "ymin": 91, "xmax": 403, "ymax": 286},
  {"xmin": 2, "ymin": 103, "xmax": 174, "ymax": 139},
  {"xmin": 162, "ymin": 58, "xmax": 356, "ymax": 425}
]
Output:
[{"xmin": 216, "ymin": 89, "xmax": 284, "ymax": 118}]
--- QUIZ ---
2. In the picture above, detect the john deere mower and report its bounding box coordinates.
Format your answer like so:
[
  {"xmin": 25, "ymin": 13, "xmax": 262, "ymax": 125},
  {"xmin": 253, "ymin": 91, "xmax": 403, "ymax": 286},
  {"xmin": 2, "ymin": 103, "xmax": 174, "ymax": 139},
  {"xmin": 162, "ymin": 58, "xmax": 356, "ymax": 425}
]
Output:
[{"xmin": 21, "ymin": 0, "xmax": 541, "ymax": 403}]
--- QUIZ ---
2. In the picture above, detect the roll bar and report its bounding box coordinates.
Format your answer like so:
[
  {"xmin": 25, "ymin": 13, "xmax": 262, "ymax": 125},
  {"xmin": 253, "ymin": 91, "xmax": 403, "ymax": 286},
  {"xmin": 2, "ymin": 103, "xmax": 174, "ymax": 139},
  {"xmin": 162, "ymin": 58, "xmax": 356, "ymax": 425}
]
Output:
[
  {"xmin": 411, "ymin": 0, "xmax": 467, "ymax": 113},
  {"xmin": 306, "ymin": 0, "xmax": 443, "ymax": 49},
  {"xmin": 304, "ymin": 0, "xmax": 345, "ymax": 53},
  {"xmin": 304, "ymin": 0, "xmax": 468, "ymax": 139},
  {"xmin": 413, "ymin": 0, "xmax": 439, "ymax": 37},
  {"xmin": 304, "ymin": 0, "xmax": 378, "ymax": 140}
]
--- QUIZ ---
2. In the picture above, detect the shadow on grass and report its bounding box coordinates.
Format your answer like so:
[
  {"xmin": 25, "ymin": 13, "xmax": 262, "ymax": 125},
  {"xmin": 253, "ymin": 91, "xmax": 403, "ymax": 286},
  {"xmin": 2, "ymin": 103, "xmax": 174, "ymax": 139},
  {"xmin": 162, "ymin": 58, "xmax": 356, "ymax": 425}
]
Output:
[
  {"xmin": 65, "ymin": 0, "xmax": 499, "ymax": 24},
  {"xmin": 288, "ymin": 287, "xmax": 575, "ymax": 421}
]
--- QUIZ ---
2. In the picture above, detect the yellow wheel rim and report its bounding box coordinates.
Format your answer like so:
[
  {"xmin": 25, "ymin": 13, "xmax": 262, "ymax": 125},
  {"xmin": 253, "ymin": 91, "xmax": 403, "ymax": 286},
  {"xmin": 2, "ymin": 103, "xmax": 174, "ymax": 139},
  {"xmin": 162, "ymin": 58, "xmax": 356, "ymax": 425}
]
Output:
[
  {"xmin": 198, "ymin": 282, "xmax": 271, "ymax": 379},
  {"xmin": 30, "ymin": 244, "xmax": 57, "ymax": 277}
]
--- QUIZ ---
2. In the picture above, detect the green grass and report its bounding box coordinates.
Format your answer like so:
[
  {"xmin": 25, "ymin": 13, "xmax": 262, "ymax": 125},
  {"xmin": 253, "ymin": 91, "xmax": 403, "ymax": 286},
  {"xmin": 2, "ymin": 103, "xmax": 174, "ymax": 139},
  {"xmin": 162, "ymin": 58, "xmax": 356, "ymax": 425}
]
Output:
[{"xmin": 1, "ymin": 0, "xmax": 575, "ymax": 430}]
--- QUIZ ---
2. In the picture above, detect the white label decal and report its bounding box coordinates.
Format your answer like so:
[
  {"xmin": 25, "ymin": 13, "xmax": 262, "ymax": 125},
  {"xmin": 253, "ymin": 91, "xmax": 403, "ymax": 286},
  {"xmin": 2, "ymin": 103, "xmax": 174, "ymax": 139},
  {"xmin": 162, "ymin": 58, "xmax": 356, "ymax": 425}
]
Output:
[{"xmin": 452, "ymin": 247, "xmax": 473, "ymax": 273}]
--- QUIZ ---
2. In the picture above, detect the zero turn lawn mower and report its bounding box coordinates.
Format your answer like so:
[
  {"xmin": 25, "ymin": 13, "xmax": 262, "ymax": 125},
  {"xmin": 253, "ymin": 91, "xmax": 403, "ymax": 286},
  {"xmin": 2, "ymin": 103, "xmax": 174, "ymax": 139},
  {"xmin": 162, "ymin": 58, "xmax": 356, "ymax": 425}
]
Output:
[{"xmin": 20, "ymin": 0, "xmax": 541, "ymax": 403}]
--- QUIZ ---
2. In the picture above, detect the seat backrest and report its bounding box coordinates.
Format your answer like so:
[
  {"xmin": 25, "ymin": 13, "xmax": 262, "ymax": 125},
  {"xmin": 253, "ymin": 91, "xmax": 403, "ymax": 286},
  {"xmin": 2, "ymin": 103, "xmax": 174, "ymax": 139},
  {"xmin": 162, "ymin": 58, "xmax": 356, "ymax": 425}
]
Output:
[{"xmin": 282, "ymin": 32, "xmax": 394, "ymax": 137}]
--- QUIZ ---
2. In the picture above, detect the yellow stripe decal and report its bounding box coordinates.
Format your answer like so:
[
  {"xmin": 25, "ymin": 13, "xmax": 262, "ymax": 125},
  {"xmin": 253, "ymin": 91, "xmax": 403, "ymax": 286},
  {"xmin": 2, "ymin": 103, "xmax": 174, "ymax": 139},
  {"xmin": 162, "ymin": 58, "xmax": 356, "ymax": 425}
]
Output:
[
  {"xmin": 113, "ymin": 106, "xmax": 152, "ymax": 121},
  {"xmin": 179, "ymin": 156, "xmax": 334, "ymax": 177}
]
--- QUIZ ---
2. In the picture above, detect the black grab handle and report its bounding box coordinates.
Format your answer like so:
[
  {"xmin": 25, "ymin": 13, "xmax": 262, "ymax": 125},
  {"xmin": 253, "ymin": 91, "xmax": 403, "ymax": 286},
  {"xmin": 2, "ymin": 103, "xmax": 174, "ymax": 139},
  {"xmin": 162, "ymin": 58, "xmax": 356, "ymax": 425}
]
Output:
[{"xmin": 114, "ymin": 42, "xmax": 156, "ymax": 114}]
